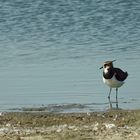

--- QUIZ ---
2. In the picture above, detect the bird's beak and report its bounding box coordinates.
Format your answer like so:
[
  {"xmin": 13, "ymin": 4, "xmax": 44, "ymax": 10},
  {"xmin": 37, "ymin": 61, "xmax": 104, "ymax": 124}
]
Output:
[
  {"xmin": 112, "ymin": 60, "xmax": 116, "ymax": 62},
  {"xmin": 99, "ymin": 66, "xmax": 103, "ymax": 69}
]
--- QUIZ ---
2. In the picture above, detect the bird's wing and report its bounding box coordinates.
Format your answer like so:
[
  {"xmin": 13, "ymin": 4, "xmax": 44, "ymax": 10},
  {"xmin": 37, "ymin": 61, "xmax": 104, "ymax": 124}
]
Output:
[{"xmin": 114, "ymin": 68, "xmax": 128, "ymax": 81}]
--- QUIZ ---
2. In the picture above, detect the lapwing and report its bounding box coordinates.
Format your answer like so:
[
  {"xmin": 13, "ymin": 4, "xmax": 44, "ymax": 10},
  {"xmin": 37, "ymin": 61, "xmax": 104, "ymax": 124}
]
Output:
[{"xmin": 100, "ymin": 60, "xmax": 128, "ymax": 108}]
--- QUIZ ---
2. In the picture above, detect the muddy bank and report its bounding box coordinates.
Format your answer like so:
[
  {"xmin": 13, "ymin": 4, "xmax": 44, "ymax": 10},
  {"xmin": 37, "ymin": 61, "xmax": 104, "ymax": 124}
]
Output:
[{"xmin": 0, "ymin": 110, "xmax": 140, "ymax": 140}]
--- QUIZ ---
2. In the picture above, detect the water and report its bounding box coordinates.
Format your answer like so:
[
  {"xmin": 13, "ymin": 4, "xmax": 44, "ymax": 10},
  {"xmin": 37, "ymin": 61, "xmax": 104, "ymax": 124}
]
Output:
[{"xmin": 0, "ymin": 0, "xmax": 140, "ymax": 112}]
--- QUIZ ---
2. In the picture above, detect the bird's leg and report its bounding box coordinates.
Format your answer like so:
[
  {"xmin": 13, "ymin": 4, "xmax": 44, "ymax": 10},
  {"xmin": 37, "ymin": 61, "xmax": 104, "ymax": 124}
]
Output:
[
  {"xmin": 116, "ymin": 88, "xmax": 118, "ymax": 109},
  {"xmin": 108, "ymin": 88, "xmax": 112, "ymax": 99},
  {"xmin": 108, "ymin": 88, "xmax": 112, "ymax": 109}
]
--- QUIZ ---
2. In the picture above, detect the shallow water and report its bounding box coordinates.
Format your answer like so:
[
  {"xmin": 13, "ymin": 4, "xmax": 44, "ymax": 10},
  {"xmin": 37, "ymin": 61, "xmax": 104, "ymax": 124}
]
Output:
[{"xmin": 0, "ymin": 0, "xmax": 140, "ymax": 112}]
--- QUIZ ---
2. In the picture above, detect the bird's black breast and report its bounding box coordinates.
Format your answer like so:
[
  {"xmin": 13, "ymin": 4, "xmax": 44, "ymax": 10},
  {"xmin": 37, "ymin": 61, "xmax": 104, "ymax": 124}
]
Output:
[
  {"xmin": 103, "ymin": 68, "xmax": 114, "ymax": 79},
  {"xmin": 114, "ymin": 68, "xmax": 128, "ymax": 81},
  {"xmin": 103, "ymin": 67, "xmax": 128, "ymax": 81}
]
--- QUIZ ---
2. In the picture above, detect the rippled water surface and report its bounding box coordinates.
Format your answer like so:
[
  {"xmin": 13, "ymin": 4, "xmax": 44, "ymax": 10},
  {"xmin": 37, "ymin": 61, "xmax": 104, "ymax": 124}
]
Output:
[{"xmin": 0, "ymin": 0, "xmax": 140, "ymax": 112}]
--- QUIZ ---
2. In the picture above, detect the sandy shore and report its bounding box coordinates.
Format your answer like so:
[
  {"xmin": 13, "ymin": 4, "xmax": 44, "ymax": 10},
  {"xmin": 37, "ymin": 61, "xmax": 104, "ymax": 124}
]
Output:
[{"xmin": 0, "ymin": 110, "xmax": 140, "ymax": 140}]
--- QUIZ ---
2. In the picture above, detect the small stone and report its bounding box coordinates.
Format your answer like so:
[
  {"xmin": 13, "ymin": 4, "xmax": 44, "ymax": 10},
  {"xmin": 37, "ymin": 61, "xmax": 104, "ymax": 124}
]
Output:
[
  {"xmin": 87, "ymin": 112, "xmax": 91, "ymax": 116},
  {"xmin": 104, "ymin": 123, "xmax": 116, "ymax": 129},
  {"xmin": 113, "ymin": 115, "xmax": 118, "ymax": 121},
  {"xmin": 68, "ymin": 126, "xmax": 76, "ymax": 130},
  {"xmin": 56, "ymin": 128, "xmax": 62, "ymax": 133},
  {"xmin": 6, "ymin": 123, "xmax": 11, "ymax": 127},
  {"xmin": 0, "ymin": 112, "xmax": 3, "ymax": 116}
]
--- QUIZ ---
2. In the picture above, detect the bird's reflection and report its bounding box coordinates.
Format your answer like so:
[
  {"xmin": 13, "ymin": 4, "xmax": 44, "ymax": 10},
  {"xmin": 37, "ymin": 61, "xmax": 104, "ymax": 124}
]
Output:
[{"xmin": 108, "ymin": 97, "xmax": 119, "ymax": 109}]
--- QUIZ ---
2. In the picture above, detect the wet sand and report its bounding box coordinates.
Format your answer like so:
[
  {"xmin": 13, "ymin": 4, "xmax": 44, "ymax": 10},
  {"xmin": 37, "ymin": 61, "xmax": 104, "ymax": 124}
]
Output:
[{"xmin": 0, "ymin": 110, "xmax": 140, "ymax": 140}]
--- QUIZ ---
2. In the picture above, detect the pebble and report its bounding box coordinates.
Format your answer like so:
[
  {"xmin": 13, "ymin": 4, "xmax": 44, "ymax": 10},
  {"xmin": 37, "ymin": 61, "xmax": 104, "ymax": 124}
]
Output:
[
  {"xmin": 68, "ymin": 126, "xmax": 76, "ymax": 130},
  {"xmin": 56, "ymin": 128, "xmax": 62, "ymax": 133},
  {"xmin": 104, "ymin": 123, "xmax": 116, "ymax": 129}
]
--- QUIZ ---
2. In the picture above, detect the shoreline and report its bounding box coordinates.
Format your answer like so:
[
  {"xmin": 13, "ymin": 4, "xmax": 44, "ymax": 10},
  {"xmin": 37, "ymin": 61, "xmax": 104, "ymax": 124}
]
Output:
[{"xmin": 0, "ymin": 109, "xmax": 140, "ymax": 140}]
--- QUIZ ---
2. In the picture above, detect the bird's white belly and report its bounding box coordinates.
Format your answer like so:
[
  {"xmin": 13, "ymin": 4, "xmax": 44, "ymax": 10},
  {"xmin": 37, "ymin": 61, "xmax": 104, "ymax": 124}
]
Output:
[{"xmin": 103, "ymin": 75, "xmax": 124, "ymax": 88}]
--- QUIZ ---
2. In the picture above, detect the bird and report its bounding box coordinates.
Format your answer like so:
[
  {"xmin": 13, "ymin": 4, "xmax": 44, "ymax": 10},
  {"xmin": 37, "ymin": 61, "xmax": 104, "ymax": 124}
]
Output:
[{"xmin": 100, "ymin": 60, "xmax": 128, "ymax": 109}]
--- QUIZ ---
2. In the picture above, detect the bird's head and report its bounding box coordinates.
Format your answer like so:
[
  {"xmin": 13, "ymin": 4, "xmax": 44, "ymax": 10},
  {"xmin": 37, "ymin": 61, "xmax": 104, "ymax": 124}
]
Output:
[{"xmin": 100, "ymin": 60, "xmax": 116, "ymax": 74}]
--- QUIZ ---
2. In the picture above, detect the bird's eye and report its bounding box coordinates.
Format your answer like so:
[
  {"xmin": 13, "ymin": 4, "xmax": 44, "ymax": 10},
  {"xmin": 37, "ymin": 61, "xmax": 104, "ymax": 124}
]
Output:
[{"xmin": 104, "ymin": 64, "xmax": 108, "ymax": 67}]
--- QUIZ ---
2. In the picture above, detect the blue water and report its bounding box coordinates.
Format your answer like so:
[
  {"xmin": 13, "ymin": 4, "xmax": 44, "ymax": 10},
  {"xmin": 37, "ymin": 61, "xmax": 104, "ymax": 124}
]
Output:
[{"xmin": 0, "ymin": 0, "xmax": 140, "ymax": 112}]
